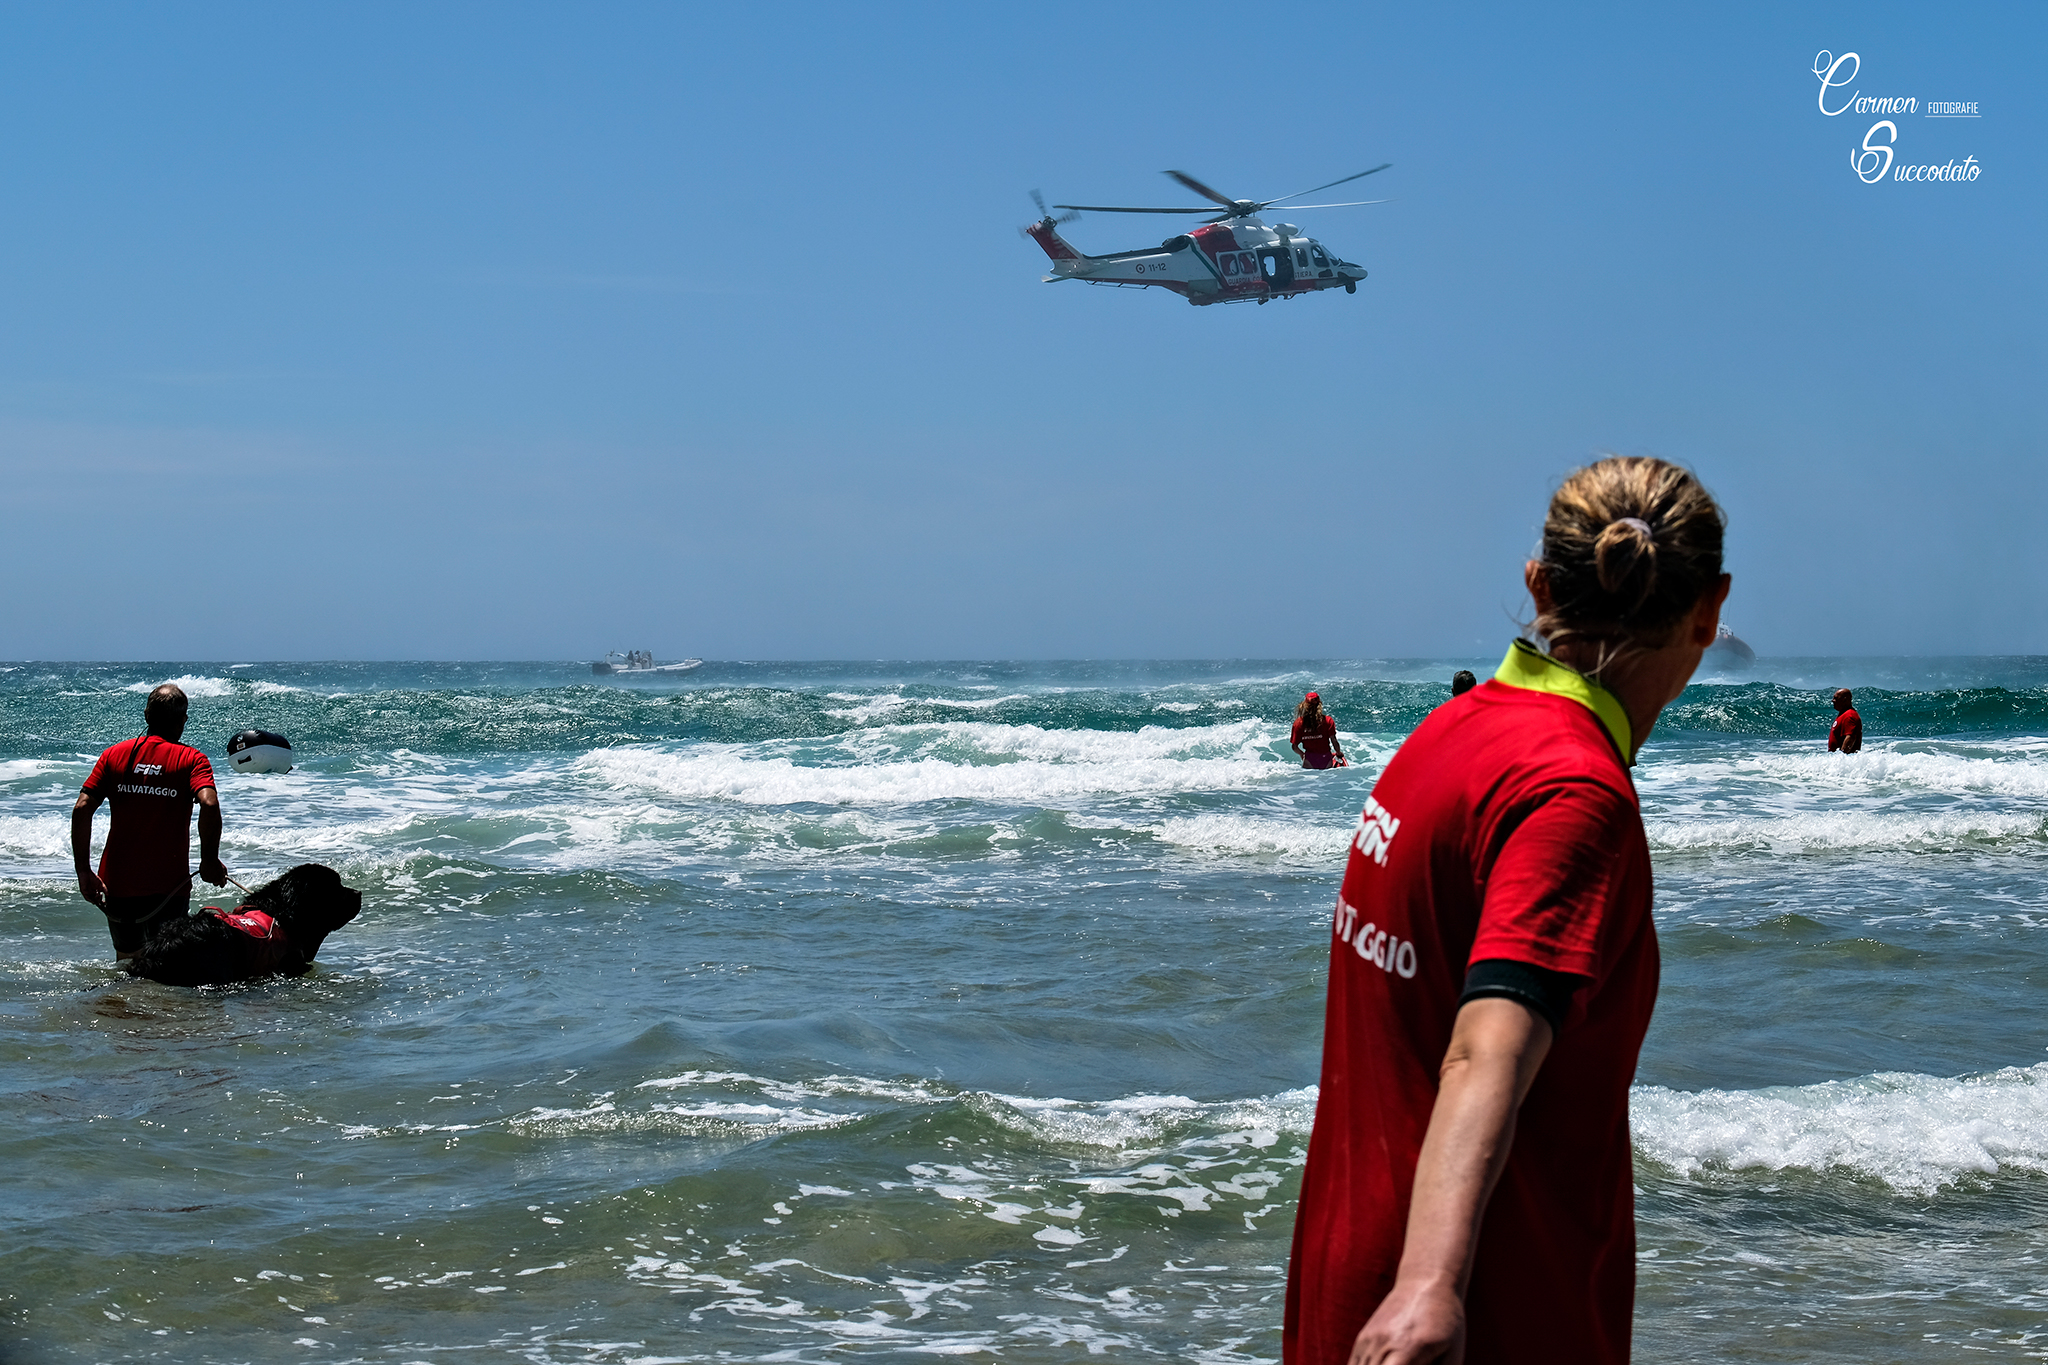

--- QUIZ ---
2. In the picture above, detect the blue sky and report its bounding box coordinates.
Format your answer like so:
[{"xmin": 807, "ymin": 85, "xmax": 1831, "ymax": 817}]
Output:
[{"xmin": 0, "ymin": 2, "xmax": 2040, "ymax": 660}]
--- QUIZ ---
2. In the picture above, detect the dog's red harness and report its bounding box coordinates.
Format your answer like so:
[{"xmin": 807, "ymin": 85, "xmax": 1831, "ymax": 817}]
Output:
[{"xmin": 206, "ymin": 905, "xmax": 278, "ymax": 939}]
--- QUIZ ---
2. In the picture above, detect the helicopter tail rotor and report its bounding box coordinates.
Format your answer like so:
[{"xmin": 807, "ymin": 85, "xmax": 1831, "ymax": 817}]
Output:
[
  {"xmin": 1020, "ymin": 202, "xmax": 1087, "ymax": 262},
  {"xmin": 1029, "ymin": 189, "xmax": 1082, "ymax": 226}
]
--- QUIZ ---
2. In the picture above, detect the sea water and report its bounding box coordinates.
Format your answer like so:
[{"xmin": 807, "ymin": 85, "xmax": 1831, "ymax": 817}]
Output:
[{"xmin": 4, "ymin": 657, "xmax": 2048, "ymax": 1362}]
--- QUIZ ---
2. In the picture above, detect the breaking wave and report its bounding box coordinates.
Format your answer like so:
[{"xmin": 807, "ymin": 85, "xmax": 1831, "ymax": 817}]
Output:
[
  {"xmin": 1632, "ymin": 1063, "xmax": 2048, "ymax": 1195},
  {"xmin": 121, "ymin": 674, "xmax": 238, "ymax": 698},
  {"xmin": 576, "ymin": 721, "xmax": 1293, "ymax": 807},
  {"xmin": 1645, "ymin": 809, "xmax": 2048, "ymax": 853}
]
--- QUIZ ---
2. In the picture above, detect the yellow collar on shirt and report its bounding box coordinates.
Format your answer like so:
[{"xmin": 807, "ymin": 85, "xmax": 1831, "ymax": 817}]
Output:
[{"xmin": 1491, "ymin": 639, "xmax": 1635, "ymax": 764}]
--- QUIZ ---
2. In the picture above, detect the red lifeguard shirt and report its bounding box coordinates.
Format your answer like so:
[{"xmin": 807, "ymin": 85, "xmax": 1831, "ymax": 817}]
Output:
[
  {"xmin": 82, "ymin": 735, "xmax": 217, "ymax": 898},
  {"xmin": 1829, "ymin": 708, "xmax": 1862, "ymax": 753},
  {"xmin": 1292, "ymin": 713, "xmax": 1337, "ymax": 757},
  {"xmin": 1284, "ymin": 641, "xmax": 1659, "ymax": 1365}
]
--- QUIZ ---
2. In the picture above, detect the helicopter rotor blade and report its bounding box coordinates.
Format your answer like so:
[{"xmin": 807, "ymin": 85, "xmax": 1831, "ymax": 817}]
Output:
[
  {"xmin": 1030, "ymin": 188, "xmax": 1050, "ymax": 217},
  {"xmin": 1163, "ymin": 170, "xmax": 1238, "ymax": 207},
  {"xmin": 1053, "ymin": 203, "xmax": 1215, "ymax": 214},
  {"xmin": 1271, "ymin": 198, "xmax": 1391, "ymax": 210},
  {"xmin": 1258, "ymin": 164, "xmax": 1392, "ymax": 208}
]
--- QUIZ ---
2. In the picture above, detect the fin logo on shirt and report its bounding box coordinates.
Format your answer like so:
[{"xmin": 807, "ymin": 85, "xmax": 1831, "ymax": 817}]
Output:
[
  {"xmin": 1333, "ymin": 895, "xmax": 1419, "ymax": 979},
  {"xmin": 1353, "ymin": 795, "xmax": 1401, "ymax": 866},
  {"xmin": 135, "ymin": 762, "xmax": 164, "ymax": 776}
]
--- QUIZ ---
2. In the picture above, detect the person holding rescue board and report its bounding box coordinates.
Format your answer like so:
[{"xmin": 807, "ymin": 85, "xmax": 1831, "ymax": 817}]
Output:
[{"xmin": 1283, "ymin": 456, "xmax": 1731, "ymax": 1364}]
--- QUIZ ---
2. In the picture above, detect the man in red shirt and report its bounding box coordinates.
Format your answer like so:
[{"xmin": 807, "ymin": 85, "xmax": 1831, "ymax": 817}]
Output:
[
  {"xmin": 1828, "ymin": 689, "xmax": 1863, "ymax": 753},
  {"xmin": 72, "ymin": 684, "xmax": 228, "ymax": 958}
]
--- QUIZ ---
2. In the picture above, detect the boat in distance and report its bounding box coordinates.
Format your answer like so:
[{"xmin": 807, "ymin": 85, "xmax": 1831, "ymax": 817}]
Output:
[
  {"xmin": 1702, "ymin": 624, "xmax": 1756, "ymax": 669},
  {"xmin": 591, "ymin": 651, "xmax": 703, "ymax": 676}
]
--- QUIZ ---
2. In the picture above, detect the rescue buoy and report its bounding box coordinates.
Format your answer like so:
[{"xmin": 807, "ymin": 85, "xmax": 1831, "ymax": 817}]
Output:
[{"xmin": 226, "ymin": 729, "xmax": 294, "ymax": 774}]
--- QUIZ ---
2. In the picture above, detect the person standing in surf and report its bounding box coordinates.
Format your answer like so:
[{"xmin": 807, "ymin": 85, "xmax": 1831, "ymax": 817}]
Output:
[
  {"xmin": 72, "ymin": 683, "xmax": 229, "ymax": 959},
  {"xmin": 1828, "ymin": 689, "xmax": 1863, "ymax": 754},
  {"xmin": 1284, "ymin": 456, "xmax": 1730, "ymax": 1365},
  {"xmin": 1293, "ymin": 692, "xmax": 1347, "ymax": 770}
]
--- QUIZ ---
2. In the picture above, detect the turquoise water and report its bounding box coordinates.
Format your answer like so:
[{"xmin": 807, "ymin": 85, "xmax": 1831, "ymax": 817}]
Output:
[{"xmin": 5, "ymin": 657, "xmax": 2048, "ymax": 1361}]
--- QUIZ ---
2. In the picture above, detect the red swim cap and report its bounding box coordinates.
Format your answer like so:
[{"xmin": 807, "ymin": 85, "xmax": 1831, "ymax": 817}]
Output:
[{"xmin": 1305, "ymin": 691, "xmax": 1319, "ymax": 701}]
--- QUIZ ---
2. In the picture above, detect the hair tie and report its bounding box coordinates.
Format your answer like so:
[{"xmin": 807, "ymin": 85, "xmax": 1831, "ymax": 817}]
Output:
[{"xmin": 1615, "ymin": 517, "xmax": 1653, "ymax": 538}]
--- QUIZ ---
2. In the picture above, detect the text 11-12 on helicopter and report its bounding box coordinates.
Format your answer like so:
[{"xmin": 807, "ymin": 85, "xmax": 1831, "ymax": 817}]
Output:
[{"xmin": 1021, "ymin": 165, "xmax": 1390, "ymax": 306}]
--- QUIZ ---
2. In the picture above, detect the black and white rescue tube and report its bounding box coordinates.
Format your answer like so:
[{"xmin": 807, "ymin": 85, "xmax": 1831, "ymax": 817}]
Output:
[{"xmin": 226, "ymin": 729, "xmax": 294, "ymax": 774}]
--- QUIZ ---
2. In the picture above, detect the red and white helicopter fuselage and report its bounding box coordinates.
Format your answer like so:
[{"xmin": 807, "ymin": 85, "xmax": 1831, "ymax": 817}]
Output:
[
  {"xmin": 1021, "ymin": 166, "xmax": 1387, "ymax": 307},
  {"xmin": 1024, "ymin": 214, "xmax": 1366, "ymax": 306}
]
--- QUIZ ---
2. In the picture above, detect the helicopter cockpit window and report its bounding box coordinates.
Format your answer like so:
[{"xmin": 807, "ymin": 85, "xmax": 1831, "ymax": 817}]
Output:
[
  {"xmin": 1310, "ymin": 245, "xmax": 1329, "ymax": 268},
  {"xmin": 1295, "ymin": 248, "xmax": 1308, "ymax": 267}
]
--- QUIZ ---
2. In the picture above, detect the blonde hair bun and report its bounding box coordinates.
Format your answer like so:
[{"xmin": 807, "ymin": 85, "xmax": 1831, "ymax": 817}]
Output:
[{"xmin": 1538, "ymin": 457, "xmax": 1724, "ymax": 646}]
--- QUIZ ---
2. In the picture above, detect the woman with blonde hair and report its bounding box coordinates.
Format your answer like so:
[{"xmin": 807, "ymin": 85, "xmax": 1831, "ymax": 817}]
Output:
[
  {"xmin": 1293, "ymin": 691, "xmax": 1347, "ymax": 769},
  {"xmin": 1284, "ymin": 456, "xmax": 1730, "ymax": 1365}
]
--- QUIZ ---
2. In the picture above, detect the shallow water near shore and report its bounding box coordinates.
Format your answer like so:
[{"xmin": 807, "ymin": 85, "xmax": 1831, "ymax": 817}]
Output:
[{"xmin": 5, "ymin": 657, "xmax": 2048, "ymax": 1362}]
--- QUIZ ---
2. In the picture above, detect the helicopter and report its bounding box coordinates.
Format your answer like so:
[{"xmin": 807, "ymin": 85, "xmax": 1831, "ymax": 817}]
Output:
[{"xmin": 1021, "ymin": 165, "xmax": 1389, "ymax": 307}]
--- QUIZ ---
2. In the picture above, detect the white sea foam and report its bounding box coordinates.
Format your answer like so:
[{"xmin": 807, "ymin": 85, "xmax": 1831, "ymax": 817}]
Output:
[
  {"xmin": 583, "ymin": 751, "xmax": 1266, "ymax": 806},
  {"xmin": 0, "ymin": 759, "xmax": 63, "ymax": 785},
  {"xmin": 1150, "ymin": 814, "xmax": 1354, "ymax": 859},
  {"xmin": 898, "ymin": 1088, "xmax": 1314, "ymax": 1242},
  {"xmin": 499, "ymin": 1071, "xmax": 949, "ymax": 1141},
  {"xmin": 1632, "ymin": 1063, "xmax": 2048, "ymax": 1194},
  {"xmin": 822, "ymin": 693, "xmax": 909, "ymax": 721},
  {"xmin": 819, "ymin": 689, "xmax": 1036, "ymax": 719},
  {"xmin": 1646, "ymin": 809, "xmax": 2048, "ymax": 853},
  {"xmin": 1648, "ymin": 743, "xmax": 2048, "ymax": 802},
  {"xmin": 558, "ymin": 1066, "xmax": 2048, "ymax": 1202},
  {"xmin": 226, "ymin": 814, "xmax": 436, "ymax": 857},
  {"xmin": 982, "ymin": 1087, "xmax": 1317, "ymax": 1152},
  {"xmin": 635, "ymin": 1070, "xmax": 946, "ymax": 1105},
  {"xmin": 544, "ymin": 1065, "xmax": 2048, "ymax": 1206},
  {"xmin": 493, "ymin": 1071, "xmax": 1323, "ymax": 1161},
  {"xmin": 930, "ymin": 694, "xmax": 1030, "ymax": 711},
  {"xmin": 248, "ymin": 681, "xmax": 304, "ymax": 695},
  {"xmin": 122, "ymin": 674, "xmax": 236, "ymax": 697},
  {"xmin": 1635, "ymin": 740, "xmax": 2048, "ymax": 853},
  {"xmin": 578, "ymin": 721, "xmax": 1283, "ymax": 808},
  {"xmin": 509, "ymin": 1098, "xmax": 865, "ymax": 1139},
  {"xmin": 0, "ymin": 814, "xmax": 69, "ymax": 862}
]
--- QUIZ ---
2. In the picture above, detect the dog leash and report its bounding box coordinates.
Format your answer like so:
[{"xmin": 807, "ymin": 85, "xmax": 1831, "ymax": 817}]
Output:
[
  {"xmin": 121, "ymin": 869, "xmax": 260, "ymax": 917},
  {"xmin": 171, "ymin": 871, "xmax": 258, "ymax": 915},
  {"xmin": 135, "ymin": 871, "xmax": 196, "ymax": 920}
]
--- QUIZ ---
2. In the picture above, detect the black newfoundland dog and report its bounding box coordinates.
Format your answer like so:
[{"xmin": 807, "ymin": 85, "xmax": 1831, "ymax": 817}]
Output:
[{"xmin": 128, "ymin": 864, "xmax": 362, "ymax": 988}]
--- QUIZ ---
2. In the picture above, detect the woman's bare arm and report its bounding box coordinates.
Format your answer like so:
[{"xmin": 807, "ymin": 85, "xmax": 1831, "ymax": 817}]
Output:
[{"xmin": 1347, "ymin": 997, "xmax": 1554, "ymax": 1365}]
